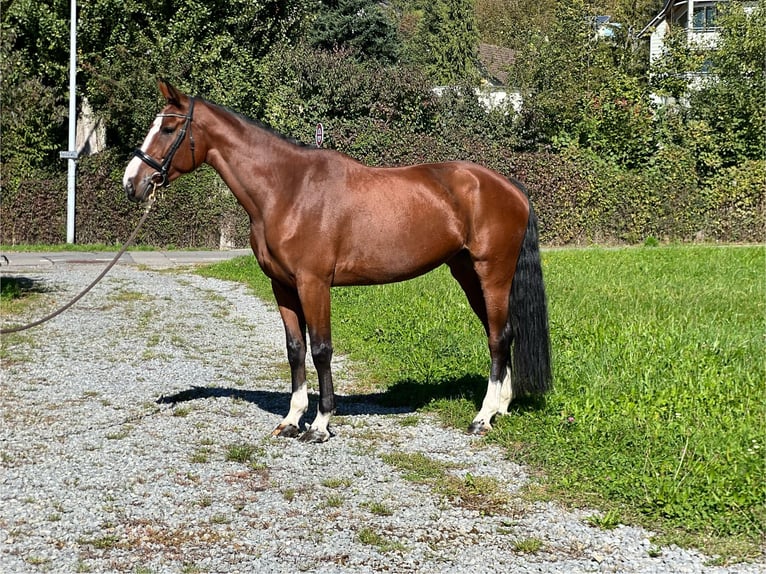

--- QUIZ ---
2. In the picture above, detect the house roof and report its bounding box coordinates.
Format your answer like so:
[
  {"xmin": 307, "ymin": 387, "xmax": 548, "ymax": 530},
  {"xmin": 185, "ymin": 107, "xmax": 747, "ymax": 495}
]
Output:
[
  {"xmin": 638, "ymin": 0, "xmax": 678, "ymax": 37},
  {"xmin": 478, "ymin": 43, "xmax": 516, "ymax": 86}
]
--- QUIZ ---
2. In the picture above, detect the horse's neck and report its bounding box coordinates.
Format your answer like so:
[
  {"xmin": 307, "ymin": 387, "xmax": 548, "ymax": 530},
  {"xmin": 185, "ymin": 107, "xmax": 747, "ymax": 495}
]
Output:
[{"xmin": 203, "ymin": 109, "xmax": 296, "ymax": 215}]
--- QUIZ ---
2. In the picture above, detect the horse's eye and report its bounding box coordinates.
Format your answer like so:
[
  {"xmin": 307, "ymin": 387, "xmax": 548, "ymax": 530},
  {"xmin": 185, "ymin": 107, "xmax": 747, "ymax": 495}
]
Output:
[{"xmin": 161, "ymin": 126, "xmax": 175, "ymax": 135}]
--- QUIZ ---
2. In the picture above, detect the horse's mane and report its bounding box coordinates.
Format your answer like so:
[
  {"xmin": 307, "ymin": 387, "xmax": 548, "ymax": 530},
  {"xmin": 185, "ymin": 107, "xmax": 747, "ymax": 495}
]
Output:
[{"xmin": 203, "ymin": 99, "xmax": 313, "ymax": 149}]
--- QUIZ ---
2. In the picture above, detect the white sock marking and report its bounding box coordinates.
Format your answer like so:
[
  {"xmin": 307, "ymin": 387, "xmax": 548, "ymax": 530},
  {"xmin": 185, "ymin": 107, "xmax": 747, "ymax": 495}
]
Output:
[
  {"xmin": 279, "ymin": 383, "xmax": 308, "ymax": 428},
  {"xmin": 472, "ymin": 369, "xmax": 514, "ymax": 428},
  {"xmin": 308, "ymin": 409, "xmax": 332, "ymax": 438}
]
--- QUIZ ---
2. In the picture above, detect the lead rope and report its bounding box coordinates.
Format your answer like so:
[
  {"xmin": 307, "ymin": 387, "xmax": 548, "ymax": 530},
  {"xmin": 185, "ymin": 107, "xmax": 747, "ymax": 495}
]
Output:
[{"xmin": 1, "ymin": 186, "xmax": 160, "ymax": 335}]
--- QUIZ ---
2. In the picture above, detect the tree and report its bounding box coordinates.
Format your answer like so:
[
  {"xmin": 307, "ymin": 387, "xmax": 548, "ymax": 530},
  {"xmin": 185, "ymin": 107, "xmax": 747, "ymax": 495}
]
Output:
[
  {"xmin": 688, "ymin": 2, "xmax": 765, "ymax": 167},
  {"xmin": 0, "ymin": 0, "xmax": 318, "ymax": 171},
  {"xmin": 1, "ymin": 0, "xmax": 70, "ymax": 173},
  {"xmin": 411, "ymin": 0, "xmax": 480, "ymax": 85},
  {"xmin": 651, "ymin": 2, "xmax": 765, "ymax": 173},
  {"xmin": 510, "ymin": 0, "xmax": 600, "ymax": 148},
  {"xmin": 308, "ymin": 0, "xmax": 401, "ymax": 63},
  {"xmin": 508, "ymin": 0, "xmax": 657, "ymax": 167},
  {"xmin": 475, "ymin": 0, "xmax": 554, "ymax": 49},
  {"xmin": 256, "ymin": 44, "xmax": 435, "ymax": 140},
  {"xmin": 78, "ymin": 0, "xmax": 315, "ymax": 152}
]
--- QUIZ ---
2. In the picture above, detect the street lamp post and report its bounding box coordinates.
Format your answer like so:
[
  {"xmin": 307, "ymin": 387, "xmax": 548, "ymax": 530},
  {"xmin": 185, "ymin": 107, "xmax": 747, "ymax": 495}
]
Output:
[{"xmin": 64, "ymin": 0, "xmax": 77, "ymax": 244}]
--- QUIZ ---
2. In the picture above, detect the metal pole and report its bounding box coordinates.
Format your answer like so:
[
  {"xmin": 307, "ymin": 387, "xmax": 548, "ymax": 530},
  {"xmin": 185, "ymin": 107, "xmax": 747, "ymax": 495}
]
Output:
[{"xmin": 66, "ymin": 0, "xmax": 77, "ymax": 243}]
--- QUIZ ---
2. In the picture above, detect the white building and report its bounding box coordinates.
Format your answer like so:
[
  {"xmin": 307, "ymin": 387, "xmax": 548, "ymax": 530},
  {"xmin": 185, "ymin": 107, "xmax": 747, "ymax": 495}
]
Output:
[{"xmin": 640, "ymin": 0, "xmax": 758, "ymax": 64}]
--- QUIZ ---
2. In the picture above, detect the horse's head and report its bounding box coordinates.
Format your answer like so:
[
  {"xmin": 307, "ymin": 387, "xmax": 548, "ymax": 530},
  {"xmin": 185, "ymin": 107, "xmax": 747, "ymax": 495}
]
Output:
[{"xmin": 123, "ymin": 80, "xmax": 200, "ymax": 202}]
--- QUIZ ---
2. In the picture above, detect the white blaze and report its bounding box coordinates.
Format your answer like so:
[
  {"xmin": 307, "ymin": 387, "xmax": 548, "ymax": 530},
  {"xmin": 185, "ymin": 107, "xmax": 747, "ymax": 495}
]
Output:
[{"xmin": 122, "ymin": 116, "xmax": 163, "ymax": 188}]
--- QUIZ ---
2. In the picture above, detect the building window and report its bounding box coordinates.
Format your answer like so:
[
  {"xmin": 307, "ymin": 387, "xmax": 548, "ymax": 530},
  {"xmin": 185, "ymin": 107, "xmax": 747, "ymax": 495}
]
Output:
[{"xmin": 692, "ymin": 4, "xmax": 717, "ymax": 30}]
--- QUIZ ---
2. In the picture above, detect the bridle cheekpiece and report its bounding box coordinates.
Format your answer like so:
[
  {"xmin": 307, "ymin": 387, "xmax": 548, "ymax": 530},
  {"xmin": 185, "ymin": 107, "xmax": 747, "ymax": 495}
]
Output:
[{"xmin": 133, "ymin": 97, "xmax": 197, "ymax": 187}]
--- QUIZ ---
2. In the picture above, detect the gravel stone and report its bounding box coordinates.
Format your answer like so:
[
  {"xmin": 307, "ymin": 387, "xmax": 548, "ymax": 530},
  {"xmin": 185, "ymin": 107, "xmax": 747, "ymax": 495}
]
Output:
[{"xmin": 1, "ymin": 261, "xmax": 764, "ymax": 573}]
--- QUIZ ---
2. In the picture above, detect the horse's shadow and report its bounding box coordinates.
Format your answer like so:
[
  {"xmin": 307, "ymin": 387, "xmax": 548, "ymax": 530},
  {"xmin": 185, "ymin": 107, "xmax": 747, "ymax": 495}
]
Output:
[{"xmin": 156, "ymin": 373, "xmax": 546, "ymax": 419}]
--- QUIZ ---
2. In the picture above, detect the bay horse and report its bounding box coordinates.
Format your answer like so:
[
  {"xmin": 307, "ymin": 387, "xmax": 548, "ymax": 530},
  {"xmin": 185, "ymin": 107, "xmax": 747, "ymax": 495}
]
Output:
[{"xmin": 123, "ymin": 80, "xmax": 551, "ymax": 443}]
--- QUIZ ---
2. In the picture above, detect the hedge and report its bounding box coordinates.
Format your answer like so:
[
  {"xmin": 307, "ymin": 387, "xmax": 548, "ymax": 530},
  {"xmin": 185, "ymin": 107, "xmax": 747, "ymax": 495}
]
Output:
[{"xmin": 1, "ymin": 141, "xmax": 762, "ymax": 248}]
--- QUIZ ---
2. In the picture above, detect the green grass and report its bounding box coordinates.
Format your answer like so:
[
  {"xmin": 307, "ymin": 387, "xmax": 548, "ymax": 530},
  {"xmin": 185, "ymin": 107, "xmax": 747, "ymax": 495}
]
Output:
[
  {"xmin": 1, "ymin": 276, "xmax": 47, "ymax": 317},
  {"xmin": 199, "ymin": 245, "xmax": 765, "ymax": 561}
]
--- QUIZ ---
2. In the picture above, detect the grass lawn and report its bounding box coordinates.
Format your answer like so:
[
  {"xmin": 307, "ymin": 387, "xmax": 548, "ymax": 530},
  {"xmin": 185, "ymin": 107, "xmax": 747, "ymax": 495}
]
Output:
[{"xmin": 199, "ymin": 245, "xmax": 760, "ymax": 561}]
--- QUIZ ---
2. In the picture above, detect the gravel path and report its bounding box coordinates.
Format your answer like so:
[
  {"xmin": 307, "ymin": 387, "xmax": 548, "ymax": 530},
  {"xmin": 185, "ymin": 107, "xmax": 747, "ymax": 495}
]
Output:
[{"xmin": 1, "ymin": 261, "xmax": 763, "ymax": 573}]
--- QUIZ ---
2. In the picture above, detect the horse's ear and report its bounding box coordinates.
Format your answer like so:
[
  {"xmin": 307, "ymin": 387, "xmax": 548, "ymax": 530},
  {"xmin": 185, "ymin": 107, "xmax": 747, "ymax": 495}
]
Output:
[{"xmin": 157, "ymin": 79, "xmax": 185, "ymax": 107}]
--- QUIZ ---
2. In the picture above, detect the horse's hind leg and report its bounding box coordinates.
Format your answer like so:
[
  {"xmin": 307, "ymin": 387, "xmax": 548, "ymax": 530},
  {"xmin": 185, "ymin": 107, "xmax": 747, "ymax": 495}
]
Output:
[
  {"xmin": 470, "ymin": 283, "xmax": 514, "ymax": 434},
  {"xmin": 448, "ymin": 254, "xmax": 513, "ymax": 433},
  {"xmin": 452, "ymin": 252, "xmax": 517, "ymax": 434}
]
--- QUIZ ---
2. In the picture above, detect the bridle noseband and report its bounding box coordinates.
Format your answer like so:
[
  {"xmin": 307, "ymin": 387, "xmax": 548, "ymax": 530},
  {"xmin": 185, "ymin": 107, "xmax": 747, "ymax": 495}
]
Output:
[{"xmin": 133, "ymin": 97, "xmax": 197, "ymax": 187}]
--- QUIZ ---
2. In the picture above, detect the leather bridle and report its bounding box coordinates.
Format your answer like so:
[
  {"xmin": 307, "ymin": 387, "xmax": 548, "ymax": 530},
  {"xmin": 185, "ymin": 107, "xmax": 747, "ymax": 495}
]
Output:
[{"xmin": 133, "ymin": 97, "xmax": 197, "ymax": 187}]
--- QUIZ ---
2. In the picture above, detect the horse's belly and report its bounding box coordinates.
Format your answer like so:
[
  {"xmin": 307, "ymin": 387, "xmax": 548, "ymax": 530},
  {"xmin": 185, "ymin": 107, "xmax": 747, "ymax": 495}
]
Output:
[{"xmin": 332, "ymin": 221, "xmax": 462, "ymax": 286}]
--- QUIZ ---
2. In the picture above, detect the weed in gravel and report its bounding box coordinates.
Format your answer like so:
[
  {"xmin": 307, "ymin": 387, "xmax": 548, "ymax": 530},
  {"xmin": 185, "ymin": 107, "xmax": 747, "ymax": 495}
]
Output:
[
  {"xmin": 437, "ymin": 472, "xmax": 509, "ymax": 515},
  {"xmin": 225, "ymin": 443, "xmax": 263, "ymax": 464},
  {"xmin": 210, "ymin": 514, "xmax": 231, "ymax": 525},
  {"xmin": 105, "ymin": 426, "xmax": 131, "ymax": 440},
  {"xmin": 322, "ymin": 477, "xmax": 352, "ymax": 489},
  {"xmin": 110, "ymin": 289, "xmax": 152, "ymax": 303},
  {"xmin": 382, "ymin": 452, "xmax": 506, "ymax": 513},
  {"xmin": 323, "ymin": 494, "xmax": 345, "ymax": 508},
  {"xmin": 357, "ymin": 527, "xmax": 406, "ymax": 553},
  {"xmin": 173, "ymin": 406, "xmax": 192, "ymax": 417},
  {"xmin": 0, "ymin": 332, "xmax": 36, "ymax": 365},
  {"xmin": 363, "ymin": 501, "xmax": 394, "ymax": 516},
  {"xmin": 1, "ymin": 276, "xmax": 48, "ymax": 318},
  {"xmin": 398, "ymin": 414, "xmax": 420, "ymax": 427},
  {"xmin": 79, "ymin": 534, "xmax": 121, "ymax": 550},
  {"xmin": 380, "ymin": 452, "xmax": 452, "ymax": 483},
  {"xmin": 587, "ymin": 509, "xmax": 621, "ymax": 530},
  {"xmin": 513, "ymin": 537, "xmax": 543, "ymax": 553}
]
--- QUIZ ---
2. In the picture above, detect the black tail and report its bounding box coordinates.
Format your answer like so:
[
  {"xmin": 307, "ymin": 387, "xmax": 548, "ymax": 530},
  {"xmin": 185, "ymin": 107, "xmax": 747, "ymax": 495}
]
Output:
[{"xmin": 509, "ymin": 203, "xmax": 552, "ymax": 395}]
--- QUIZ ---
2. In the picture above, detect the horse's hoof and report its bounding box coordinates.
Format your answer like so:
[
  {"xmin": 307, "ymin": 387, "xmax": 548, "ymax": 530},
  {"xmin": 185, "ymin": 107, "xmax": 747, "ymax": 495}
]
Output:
[
  {"xmin": 299, "ymin": 428, "xmax": 330, "ymax": 443},
  {"xmin": 271, "ymin": 424, "xmax": 300, "ymax": 438},
  {"xmin": 467, "ymin": 420, "xmax": 490, "ymax": 435}
]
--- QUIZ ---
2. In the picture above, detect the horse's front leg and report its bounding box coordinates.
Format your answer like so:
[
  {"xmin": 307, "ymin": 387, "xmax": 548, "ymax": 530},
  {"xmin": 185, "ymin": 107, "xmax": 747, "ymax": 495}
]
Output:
[
  {"xmin": 271, "ymin": 281, "xmax": 308, "ymax": 438},
  {"xmin": 297, "ymin": 278, "xmax": 335, "ymax": 443}
]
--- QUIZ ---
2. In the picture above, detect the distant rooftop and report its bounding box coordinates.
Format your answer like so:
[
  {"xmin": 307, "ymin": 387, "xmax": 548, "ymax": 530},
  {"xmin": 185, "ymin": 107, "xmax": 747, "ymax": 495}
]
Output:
[{"xmin": 478, "ymin": 43, "xmax": 516, "ymax": 86}]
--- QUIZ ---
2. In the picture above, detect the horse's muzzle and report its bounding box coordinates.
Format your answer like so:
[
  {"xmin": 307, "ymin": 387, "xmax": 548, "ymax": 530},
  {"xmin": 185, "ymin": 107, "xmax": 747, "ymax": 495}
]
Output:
[{"xmin": 124, "ymin": 178, "xmax": 153, "ymax": 203}]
